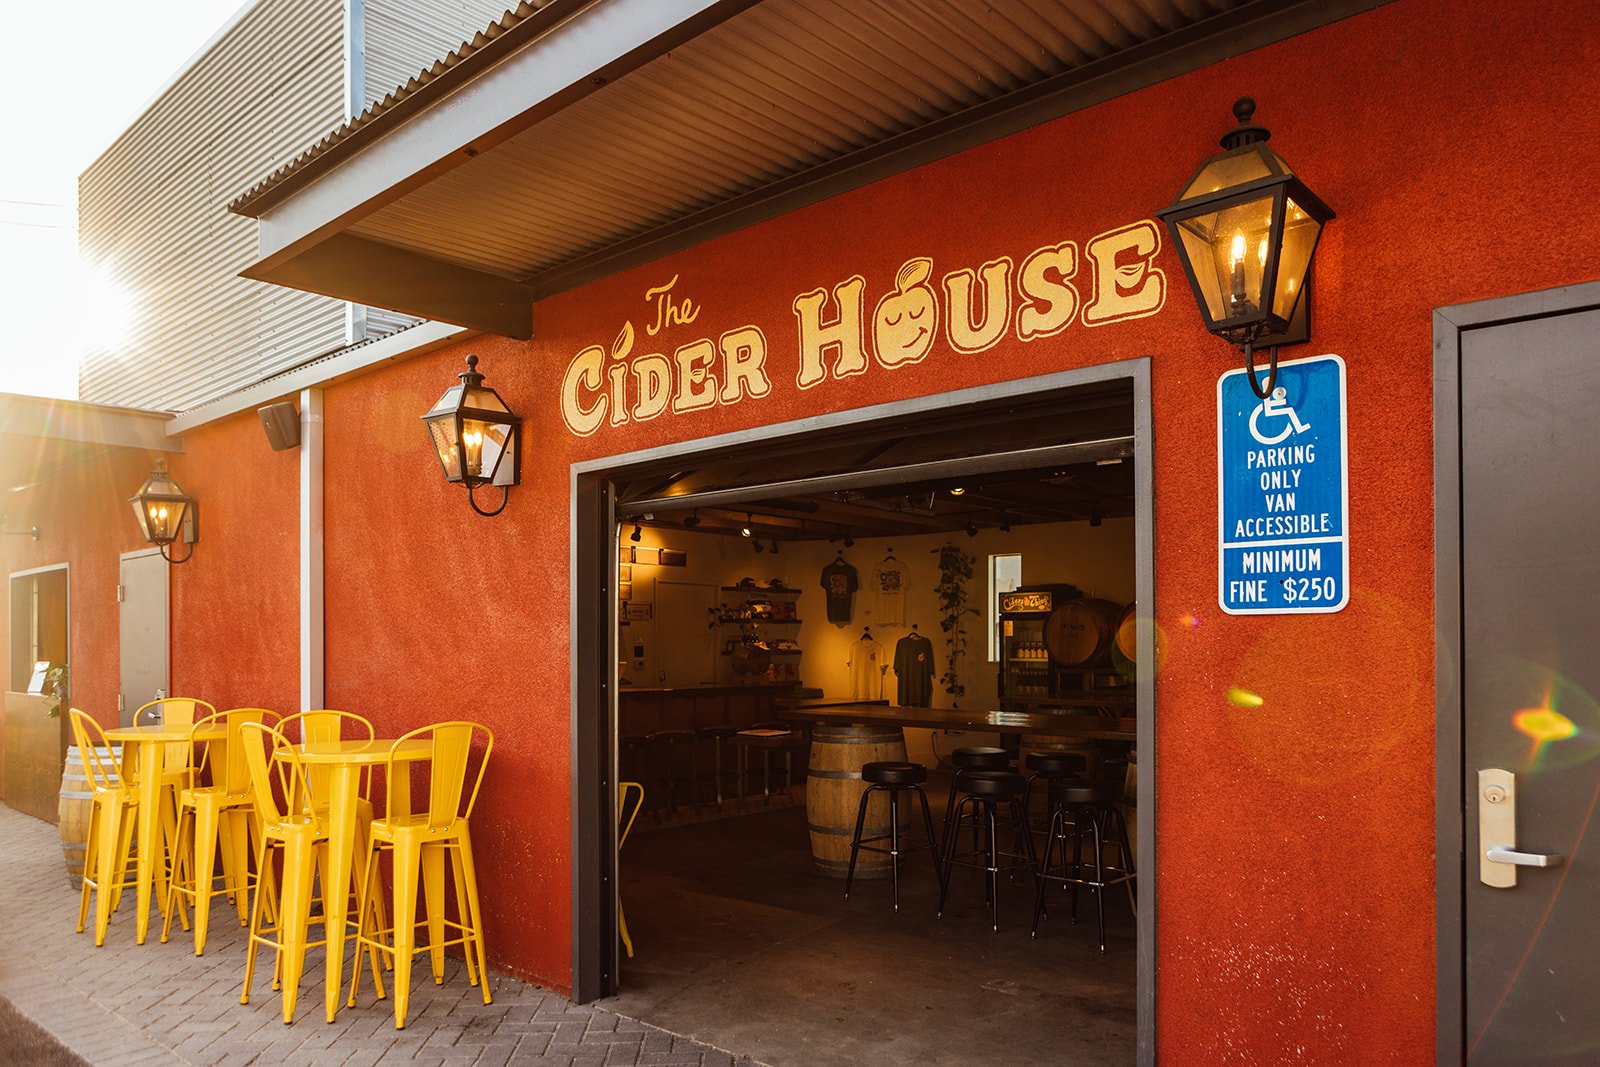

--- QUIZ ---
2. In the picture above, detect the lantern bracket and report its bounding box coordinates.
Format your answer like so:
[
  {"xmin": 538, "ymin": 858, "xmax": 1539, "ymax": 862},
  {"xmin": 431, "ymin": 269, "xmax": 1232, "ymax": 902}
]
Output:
[
  {"xmin": 467, "ymin": 482, "xmax": 510, "ymax": 518},
  {"xmin": 1243, "ymin": 340, "xmax": 1280, "ymax": 400}
]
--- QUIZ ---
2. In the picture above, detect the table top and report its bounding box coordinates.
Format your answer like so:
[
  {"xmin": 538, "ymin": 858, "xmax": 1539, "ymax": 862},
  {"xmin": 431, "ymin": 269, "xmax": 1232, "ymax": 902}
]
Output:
[
  {"xmin": 291, "ymin": 738, "xmax": 432, "ymax": 765},
  {"xmin": 777, "ymin": 703, "xmax": 1137, "ymax": 741},
  {"xmin": 105, "ymin": 724, "xmax": 198, "ymax": 743}
]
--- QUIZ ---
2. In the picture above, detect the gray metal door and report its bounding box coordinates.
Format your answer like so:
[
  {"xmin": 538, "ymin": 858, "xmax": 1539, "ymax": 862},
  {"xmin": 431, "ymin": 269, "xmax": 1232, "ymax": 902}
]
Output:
[
  {"xmin": 118, "ymin": 550, "xmax": 168, "ymax": 726},
  {"xmin": 1460, "ymin": 307, "xmax": 1600, "ymax": 1061}
]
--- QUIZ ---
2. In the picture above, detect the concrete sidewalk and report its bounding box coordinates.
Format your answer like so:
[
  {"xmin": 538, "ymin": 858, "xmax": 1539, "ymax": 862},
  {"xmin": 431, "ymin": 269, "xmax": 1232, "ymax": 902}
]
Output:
[{"xmin": 0, "ymin": 805, "xmax": 758, "ymax": 1066}]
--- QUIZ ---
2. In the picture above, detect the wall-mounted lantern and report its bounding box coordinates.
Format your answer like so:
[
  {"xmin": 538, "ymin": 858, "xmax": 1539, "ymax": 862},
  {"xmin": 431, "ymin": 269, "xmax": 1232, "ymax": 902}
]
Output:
[
  {"xmin": 421, "ymin": 354, "xmax": 521, "ymax": 517},
  {"xmin": 130, "ymin": 458, "xmax": 198, "ymax": 563},
  {"xmin": 1155, "ymin": 97, "xmax": 1334, "ymax": 397}
]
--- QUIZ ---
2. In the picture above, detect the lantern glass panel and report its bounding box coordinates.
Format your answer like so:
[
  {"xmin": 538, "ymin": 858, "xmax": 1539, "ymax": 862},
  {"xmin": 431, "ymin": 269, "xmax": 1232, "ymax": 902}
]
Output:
[
  {"xmin": 462, "ymin": 383, "xmax": 510, "ymax": 414},
  {"xmin": 424, "ymin": 384, "xmax": 464, "ymax": 419},
  {"xmin": 1269, "ymin": 198, "xmax": 1324, "ymax": 323},
  {"xmin": 425, "ymin": 417, "xmax": 464, "ymax": 480},
  {"xmin": 460, "ymin": 419, "xmax": 510, "ymax": 483},
  {"xmin": 1173, "ymin": 193, "xmax": 1277, "ymax": 325},
  {"xmin": 131, "ymin": 496, "xmax": 188, "ymax": 544},
  {"xmin": 1178, "ymin": 145, "xmax": 1287, "ymax": 201}
]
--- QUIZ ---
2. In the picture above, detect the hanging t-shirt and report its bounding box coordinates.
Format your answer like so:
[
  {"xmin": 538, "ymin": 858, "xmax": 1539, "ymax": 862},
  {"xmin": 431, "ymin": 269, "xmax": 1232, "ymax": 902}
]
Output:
[
  {"xmin": 893, "ymin": 633, "xmax": 935, "ymax": 707},
  {"xmin": 820, "ymin": 556, "xmax": 860, "ymax": 625},
  {"xmin": 872, "ymin": 557, "xmax": 907, "ymax": 627},
  {"xmin": 848, "ymin": 635, "xmax": 884, "ymax": 700}
]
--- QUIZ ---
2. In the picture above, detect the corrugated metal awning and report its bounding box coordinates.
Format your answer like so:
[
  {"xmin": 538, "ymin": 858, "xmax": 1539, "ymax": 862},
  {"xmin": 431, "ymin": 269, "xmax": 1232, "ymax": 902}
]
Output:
[{"xmin": 230, "ymin": 0, "xmax": 1387, "ymax": 338}]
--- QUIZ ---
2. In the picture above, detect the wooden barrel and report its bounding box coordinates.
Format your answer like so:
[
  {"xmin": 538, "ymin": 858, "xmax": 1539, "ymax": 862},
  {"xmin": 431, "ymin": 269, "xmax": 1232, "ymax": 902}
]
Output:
[
  {"xmin": 805, "ymin": 725, "xmax": 907, "ymax": 879},
  {"xmin": 1111, "ymin": 603, "xmax": 1138, "ymax": 678},
  {"xmin": 58, "ymin": 744, "xmax": 118, "ymax": 889},
  {"xmin": 1044, "ymin": 598, "xmax": 1122, "ymax": 666}
]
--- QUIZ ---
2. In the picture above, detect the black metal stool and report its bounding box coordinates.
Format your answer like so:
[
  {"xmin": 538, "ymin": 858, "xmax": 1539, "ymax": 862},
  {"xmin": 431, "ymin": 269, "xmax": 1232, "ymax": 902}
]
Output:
[
  {"xmin": 695, "ymin": 724, "xmax": 740, "ymax": 810},
  {"xmin": 941, "ymin": 746, "xmax": 1013, "ymax": 861},
  {"xmin": 1031, "ymin": 761, "xmax": 1135, "ymax": 951},
  {"xmin": 1021, "ymin": 750, "xmax": 1088, "ymax": 820},
  {"xmin": 937, "ymin": 769, "xmax": 1037, "ymax": 932},
  {"xmin": 844, "ymin": 761, "xmax": 941, "ymax": 912},
  {"xmin": 650, "ymin": 729, "xmax": 698, "ymax": 814}
]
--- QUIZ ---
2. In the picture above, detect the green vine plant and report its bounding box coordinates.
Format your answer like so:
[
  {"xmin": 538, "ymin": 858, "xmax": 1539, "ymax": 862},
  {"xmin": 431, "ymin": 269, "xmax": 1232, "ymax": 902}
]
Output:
[
  {"xmin": 934, "ymin": 543, "xmax": 981, "ymax": 699},
  {"xmin": 42, "ymin": 664, "xmax": 69, "ymax": 719}
]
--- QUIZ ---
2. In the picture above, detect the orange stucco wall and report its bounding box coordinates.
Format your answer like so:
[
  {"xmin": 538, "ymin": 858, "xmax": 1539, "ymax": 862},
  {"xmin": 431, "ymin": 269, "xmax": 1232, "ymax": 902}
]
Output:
[
  {"xmin": 313, "ymin": 0, "xmax": 1592, "ymax": 1055},
  {"xmin": 6, "ymin": 0, "xmax": 1598, "ymax": 1061},
  {"xmin": 2, "ymin": 448, "xmax": 158, "ymax": 729}
]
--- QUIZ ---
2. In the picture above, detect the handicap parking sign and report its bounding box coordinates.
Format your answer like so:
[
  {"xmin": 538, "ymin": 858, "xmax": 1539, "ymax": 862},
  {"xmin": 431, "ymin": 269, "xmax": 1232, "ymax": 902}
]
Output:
[{"xmin": 1217, "ymin": 353, "xmax": 1348, "ymax": 614}]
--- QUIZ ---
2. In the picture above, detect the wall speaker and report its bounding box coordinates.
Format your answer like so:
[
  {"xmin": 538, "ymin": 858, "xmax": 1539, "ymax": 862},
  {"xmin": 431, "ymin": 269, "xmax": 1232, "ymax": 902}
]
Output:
[{"xmin": 258, "ymin": 402, "xmax": 301, "ymax": 451}]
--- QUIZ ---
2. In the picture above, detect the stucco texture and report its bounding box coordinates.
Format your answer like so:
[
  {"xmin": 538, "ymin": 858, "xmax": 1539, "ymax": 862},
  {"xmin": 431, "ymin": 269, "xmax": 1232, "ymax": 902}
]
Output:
[{"xmin": 8, "ymin": 0, "xmax": 1597, "ymax": 1060}]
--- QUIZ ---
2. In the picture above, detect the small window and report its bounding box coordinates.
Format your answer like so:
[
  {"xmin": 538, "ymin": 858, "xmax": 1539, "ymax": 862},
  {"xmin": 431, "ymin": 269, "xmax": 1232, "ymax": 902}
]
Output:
[{"xmin": 987, "ymin": 553, "xmax": 1022, "ymax": 662}]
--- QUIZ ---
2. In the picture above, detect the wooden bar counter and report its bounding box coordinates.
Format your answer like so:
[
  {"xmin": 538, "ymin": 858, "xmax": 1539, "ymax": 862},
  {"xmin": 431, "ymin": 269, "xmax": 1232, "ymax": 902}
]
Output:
[{"xmin": 777, "ymin": 702, "xmax": 1136, "ymax": 743}]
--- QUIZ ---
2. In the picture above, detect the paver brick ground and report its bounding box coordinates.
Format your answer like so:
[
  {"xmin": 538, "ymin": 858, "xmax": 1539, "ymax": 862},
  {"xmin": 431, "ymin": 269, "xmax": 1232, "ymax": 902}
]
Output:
[{"xmin": 0, "ymin": 805, "xmax": 764, "ymax": 1065}]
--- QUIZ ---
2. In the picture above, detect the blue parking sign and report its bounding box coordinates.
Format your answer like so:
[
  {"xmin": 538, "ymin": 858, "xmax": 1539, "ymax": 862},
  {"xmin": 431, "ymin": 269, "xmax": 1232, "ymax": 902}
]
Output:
[{"xmin": 1217, "ymin": 353, "xmax": 1348, "ymax": 614}]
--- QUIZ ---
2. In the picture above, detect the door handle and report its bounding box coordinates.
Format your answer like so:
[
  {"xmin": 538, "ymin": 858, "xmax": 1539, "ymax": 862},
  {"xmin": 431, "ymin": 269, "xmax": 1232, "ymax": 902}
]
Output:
[
  {"xmin": 1479, "ymin": 768, "xmax": 1562, "ymax": 887},
  {"xmin": 1484, "ymin": 846, "xmax": 1563, "ymax": 868}
]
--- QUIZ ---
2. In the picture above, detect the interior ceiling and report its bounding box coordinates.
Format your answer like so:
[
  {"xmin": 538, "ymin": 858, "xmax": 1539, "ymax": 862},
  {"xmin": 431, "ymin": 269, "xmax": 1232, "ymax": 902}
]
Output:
[{"xmin": 616, "ymin": 379, "xmax": 1134, "ymax": 540}]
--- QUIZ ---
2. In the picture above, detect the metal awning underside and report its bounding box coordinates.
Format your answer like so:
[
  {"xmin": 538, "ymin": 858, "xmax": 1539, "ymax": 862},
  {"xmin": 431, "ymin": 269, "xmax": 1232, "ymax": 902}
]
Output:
[
  {"xmin": 0, "ymin": 394, "xmax": 180, "ymax": 496},
  {"xmin": 230, "ymin": 0, "xmax": 1384, "ymax": 339}
]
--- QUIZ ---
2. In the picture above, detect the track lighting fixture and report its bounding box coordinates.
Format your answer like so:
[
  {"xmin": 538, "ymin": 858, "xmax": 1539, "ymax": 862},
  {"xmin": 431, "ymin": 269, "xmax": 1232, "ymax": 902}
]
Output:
[
  {"xmin": 771, "ymin": 538, "xmax": 780, "ymax": 554},
  {"xmin": 966, "ymin": 517, "xmax": 979, "ymax": 538},
  {"xmin": 753, "ymin": 539, "xmax": 765, "ymax": 553},
  {"xmin": 630, "ymin": 524, "xmax": 642, "ymax": 542},
  {"xmin": 844, "ymin": 532, "xmax": 855, "ymax": 548},
  {"xmin": 999, "ymin": 513, "xmax": 1011, "ymax": 533},
  {"xmin": 683, "ymin": 511, "xmax": 701, "ymax": 527}
]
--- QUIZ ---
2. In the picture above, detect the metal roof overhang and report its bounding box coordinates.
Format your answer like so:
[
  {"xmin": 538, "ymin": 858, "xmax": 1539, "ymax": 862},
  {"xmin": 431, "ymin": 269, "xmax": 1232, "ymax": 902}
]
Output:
[
  {"xmin": 230, "ymin": 0, "xmax": 1389, "ymax": 339},
  {"xmin": 0, "ymin": 393, "xmax": 180, "ymax": 495}
]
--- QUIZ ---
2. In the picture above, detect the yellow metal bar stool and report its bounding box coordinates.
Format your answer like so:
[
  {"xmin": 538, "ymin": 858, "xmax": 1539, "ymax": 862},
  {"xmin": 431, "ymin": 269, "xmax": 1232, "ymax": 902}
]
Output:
[
  {"xmin": 161, "ymin": 708, "xmax": 281, "ymax": 955},
  {"xmin": 238, "ymin": 722, "xmax": 377, "ymax": 1024},
  {"xmin": 618, "ymin": 781, "xmax": 645, "ymax": 958},
  {"xmin": 68, "ymin": 709, "xmax": 140, "ymax": 941},
  {"xmin": 347, "ymin": 721, "xmax": 494, "ymax": 1029}
]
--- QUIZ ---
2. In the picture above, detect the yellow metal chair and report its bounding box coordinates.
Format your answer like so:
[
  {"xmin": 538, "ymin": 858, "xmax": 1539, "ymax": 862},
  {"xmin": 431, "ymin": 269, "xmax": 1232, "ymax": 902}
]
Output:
[
  {"xmin": 277, "ymin": 709, "xmax": 389, "ymax": 938},
  {"xmin": 347, "ymin": 721, "xmax": 494, "ymax": 1029},
  {"xmin": 68, "ymin": 709, "xmax": 140, "ymax": 944},
  {"xmin": 618, "ymin": 781, "xmax": 644, "ymax": 958},
  {"xmin": 133, "ymin": 696, "xmax": 217, "ymax": 916},
  {"xmin": 238, "ymin": 721, "xmax": 353, "ymax": 1024},
  {"xmin": 161, "ymin": 708, "xmax": 280, "ymax": 955}
]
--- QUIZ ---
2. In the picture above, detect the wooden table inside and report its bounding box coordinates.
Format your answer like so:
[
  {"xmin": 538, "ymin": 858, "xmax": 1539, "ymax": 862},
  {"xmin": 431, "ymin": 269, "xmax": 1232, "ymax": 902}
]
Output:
[
  {"xmin": 285, "ymin": 737, "xmax": 431, "ymax": 1023},
  {"xmin": 776, "ymin": 703, "xmax": 1137, "ymax": 742}
]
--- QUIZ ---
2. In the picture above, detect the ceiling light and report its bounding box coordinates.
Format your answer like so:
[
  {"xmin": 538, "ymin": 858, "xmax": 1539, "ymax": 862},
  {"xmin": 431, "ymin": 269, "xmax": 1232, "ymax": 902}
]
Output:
[
  {"xmin": 770, "ymin": 538, "xmax": 780, "ymax": 554},
  {"xmin": 630, "ymin": 524, "xmax": 642, "ymax": 542},
  {"xmin": 966, "ymin": 517, "xmax": 979, "ymax": 537},
  {"xmin": 999, "ymin": 514, "xmax": 1011, "ymax": 533},
  {"xmin": 844, "ymin": 532, "xmax": 855, "ymax": 548},
  {"xmin": 683, "ymin": 511, "xmax": 701, "ymax": 527},
  {"xmin": 753, "ymin": 539, "xmax": 765, "ymax": 553},
  {"xmin": 950, "ymin": 487, "xmax": 965, "ymax": 496}
]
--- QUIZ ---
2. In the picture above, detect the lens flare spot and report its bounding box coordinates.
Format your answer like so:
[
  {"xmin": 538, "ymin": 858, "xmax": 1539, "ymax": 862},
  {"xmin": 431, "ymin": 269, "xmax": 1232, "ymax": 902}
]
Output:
[
  {"xmin": 1179, "ymin": 613, "xmax": 1201, "ymax": 628},
  {"xmin": 1513, "ymin": 707, "xmax": 1577, "ymax": 743},
  {"xmin": 1228, "ymin": 686, "xmax": 1264, "ymax": 708}
]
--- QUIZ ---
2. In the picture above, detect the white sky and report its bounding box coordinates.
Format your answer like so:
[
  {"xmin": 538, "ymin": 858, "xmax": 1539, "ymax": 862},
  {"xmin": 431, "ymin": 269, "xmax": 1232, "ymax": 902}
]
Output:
[{"xmin": 0, "ymin": 0, "xmax": 246, "ymax": 400}]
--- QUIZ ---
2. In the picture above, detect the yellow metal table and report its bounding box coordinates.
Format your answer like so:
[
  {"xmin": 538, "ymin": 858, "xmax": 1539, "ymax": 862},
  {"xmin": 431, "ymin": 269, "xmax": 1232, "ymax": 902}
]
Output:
[{"xmin": 287, "ymin": 737, "xmax": 430, "ymax": 1023}]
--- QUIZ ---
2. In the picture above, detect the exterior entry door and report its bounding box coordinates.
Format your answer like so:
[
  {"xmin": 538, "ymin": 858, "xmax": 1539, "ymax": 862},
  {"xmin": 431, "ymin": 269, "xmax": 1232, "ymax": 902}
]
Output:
[
  {"xmin": 118, "ymin": 550, "xmax": 168, "ymax": 726},
  {"xmin": 1457, "ymin": 306, "xmax": 1600, "ymax": 1061}
]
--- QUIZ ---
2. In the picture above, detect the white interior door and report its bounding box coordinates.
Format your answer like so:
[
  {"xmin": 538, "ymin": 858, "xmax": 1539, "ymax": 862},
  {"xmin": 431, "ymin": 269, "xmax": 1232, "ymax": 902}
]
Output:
[
  {"xmin": 654, "ymin": 581, "xmax": 718, "ymax": 687},
  {"xmin": 118, "ymin": 550, "xmax": 168, "ymax": 725}
]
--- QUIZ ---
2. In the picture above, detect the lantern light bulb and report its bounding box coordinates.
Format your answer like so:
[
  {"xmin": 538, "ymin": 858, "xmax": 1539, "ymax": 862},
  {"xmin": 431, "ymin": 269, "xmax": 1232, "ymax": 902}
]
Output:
[
  {"xmin": 1230, "ymin": 232, "xmax": 1246, "ymax": 265},
  {"xmin": 1257, "ymin": 237, "xmax": 1268, "ymax": 266}
]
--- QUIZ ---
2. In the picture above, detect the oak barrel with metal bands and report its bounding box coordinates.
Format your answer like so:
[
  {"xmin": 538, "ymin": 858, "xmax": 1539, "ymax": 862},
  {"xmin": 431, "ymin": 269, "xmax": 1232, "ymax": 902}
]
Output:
[
  {"xmin": 805, "ymin": 725, "xmax": 908, "ymax": 879},
  {"xmin": 59, "ymin": 744, "xmax": 120, "ymax": 889},
  {"xmin": 1044, "ymin": 598, "xmax": 1123, "ymax": 666}
]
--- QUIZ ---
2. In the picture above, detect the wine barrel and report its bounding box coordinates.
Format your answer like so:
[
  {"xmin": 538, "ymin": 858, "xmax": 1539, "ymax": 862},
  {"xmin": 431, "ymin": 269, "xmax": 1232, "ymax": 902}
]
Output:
[
  {"xmin": 805, "ymin": 725, "xmax": 908, "ymax": 879},
  {"xmin": 58, "ymin": 744, "xmax": 118, "ymax": 889},
  {"xmin": 1044, "ymin": 598, "xmax": 1122, "ymax": 666},
  {"xmin": 1111, "ymin": 603, "xmax": 1138, "ymax": 677}
]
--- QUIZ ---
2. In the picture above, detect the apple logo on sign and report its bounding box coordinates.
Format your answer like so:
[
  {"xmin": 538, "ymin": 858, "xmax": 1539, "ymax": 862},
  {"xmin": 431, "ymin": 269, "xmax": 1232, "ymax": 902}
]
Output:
[{"xmin": 872, "ymin": 257, "xmax": 937, "ymax": 368}]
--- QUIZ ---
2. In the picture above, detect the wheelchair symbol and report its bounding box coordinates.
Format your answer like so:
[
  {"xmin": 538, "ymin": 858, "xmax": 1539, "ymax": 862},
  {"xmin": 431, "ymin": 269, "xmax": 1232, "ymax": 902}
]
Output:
[{"xmin": 1249, "ymin": 386, "xmax": 1311, "ymax": 445}]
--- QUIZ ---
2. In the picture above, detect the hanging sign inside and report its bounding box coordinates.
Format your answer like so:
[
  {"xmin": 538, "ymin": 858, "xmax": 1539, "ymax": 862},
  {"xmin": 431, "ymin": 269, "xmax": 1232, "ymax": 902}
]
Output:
[{"xmin": 1217, "ymin": 352, "xmax": 1348, "ymax": 614}]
